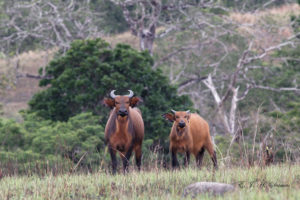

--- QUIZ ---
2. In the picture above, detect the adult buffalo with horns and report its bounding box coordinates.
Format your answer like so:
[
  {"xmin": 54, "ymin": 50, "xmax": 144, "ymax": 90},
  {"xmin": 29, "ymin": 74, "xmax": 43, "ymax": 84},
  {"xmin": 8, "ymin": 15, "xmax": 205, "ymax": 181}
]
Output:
[
  {"xmin": 103, "ymin": 90, "xmax": 144, "ymax": 174},
  {"xmin": 162, "ymin": 110, "xmax": 218, "ymax": 169}
]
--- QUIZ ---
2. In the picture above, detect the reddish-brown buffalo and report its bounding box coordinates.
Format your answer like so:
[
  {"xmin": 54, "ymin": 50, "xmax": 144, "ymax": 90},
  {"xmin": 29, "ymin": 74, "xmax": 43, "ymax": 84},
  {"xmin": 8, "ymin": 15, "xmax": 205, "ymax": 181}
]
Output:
[
  {"xmin": 103, "ymin": 90, "xmax": 144, "ymax": 174},
  {"xmin": 163, "ymin": 110, "xmax": 218, "ymax": 169}
]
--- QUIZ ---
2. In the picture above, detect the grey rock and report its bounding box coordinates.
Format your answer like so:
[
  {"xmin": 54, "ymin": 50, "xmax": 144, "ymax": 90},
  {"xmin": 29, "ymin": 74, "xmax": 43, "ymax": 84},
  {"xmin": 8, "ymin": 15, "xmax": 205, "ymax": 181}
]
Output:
[{"xmin": 182, "ymin": 182, "xmax": 235, "ymax": 198}]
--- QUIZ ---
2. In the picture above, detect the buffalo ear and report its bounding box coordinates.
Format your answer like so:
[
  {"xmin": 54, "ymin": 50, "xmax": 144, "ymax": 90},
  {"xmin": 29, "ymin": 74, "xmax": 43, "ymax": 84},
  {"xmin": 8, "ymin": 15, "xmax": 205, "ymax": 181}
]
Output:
[
  {"xmin": 130, "ymin": 97, "xmax": 142, "ymax": 107},
  {"xmin": 103, "ymin": 98, "xmax": 115, "ymax": 109},
  {"xmin": 187, "ymin": 113, "xmax": 191, "ymax": 121},
  {"xmin": 162, "ymin": 113, "xmax": 175, "ymax": 122}
]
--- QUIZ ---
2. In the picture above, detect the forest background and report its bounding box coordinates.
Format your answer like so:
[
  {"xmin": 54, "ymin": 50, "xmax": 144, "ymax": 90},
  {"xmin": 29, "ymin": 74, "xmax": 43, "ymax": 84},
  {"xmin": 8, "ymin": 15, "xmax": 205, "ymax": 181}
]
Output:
[{"xmin": 0, "ymin": 0, "xmax": 299, "ymax": 175}]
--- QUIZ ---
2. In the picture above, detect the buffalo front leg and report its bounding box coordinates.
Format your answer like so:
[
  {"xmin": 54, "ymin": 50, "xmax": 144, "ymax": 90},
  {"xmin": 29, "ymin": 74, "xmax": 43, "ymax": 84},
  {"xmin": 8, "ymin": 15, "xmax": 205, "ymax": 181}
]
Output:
[
  {"xmin": 171, "ymin": 149, "xmax": 179, "ymax": 169},
  {"xmin": 122, "ymin": 145, "xmax": 134, "ymax": 173},
  {"xmin": 134, "ymin": 145, "xmax": 142, "ymax": 171},
  {"xmin": 183, "ymin": 151, "xmax": 190, "ymax": 167},
  {"xmin": 109, "ymin": 145, "xmax": 117, "ymax": 174}
]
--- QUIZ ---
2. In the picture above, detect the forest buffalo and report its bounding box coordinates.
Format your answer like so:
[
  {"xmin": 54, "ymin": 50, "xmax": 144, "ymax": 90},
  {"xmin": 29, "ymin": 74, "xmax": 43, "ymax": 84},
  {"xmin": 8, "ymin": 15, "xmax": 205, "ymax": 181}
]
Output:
[
  {"xmin": 163, "ymin": 110, "xmax": 218, "ymax": 169},
  {"xmin": 103, "ymin": 90, "xmax": 144, "ymax": 174}
]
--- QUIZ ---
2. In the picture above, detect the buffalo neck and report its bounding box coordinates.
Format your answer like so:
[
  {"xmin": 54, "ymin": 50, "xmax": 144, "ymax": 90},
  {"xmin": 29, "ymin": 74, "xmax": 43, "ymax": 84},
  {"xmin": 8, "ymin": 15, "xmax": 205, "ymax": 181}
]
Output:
[
  {"xmin": 173, "ymin": 125, "xmax": 190, "ymax": 139},
  {"xmin": 115, "ymin": 113, "xmax": 130, "ymax": 134}
]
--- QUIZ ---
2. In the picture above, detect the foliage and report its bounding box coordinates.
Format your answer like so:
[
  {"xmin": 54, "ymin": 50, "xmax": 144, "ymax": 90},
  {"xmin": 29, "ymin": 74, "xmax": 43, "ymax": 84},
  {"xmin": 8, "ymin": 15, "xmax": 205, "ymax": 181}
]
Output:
[
  {"xmin": 0, "ymin": 112, "xmax": 106, "ymax": 172},
  {"xmin": 91, "ymin": 0, "xmax": 128, "ymax": 33},
  {"xmin": 0, "ymin": 118, "xmax": 25, "ymax": 151},
  {"xmin": 0, "ymin": 103, "xmax": 3, "ymax": 116},
  {"xmin": 29, "ymin": 38, "xmax": 193, "ymax": 145}
]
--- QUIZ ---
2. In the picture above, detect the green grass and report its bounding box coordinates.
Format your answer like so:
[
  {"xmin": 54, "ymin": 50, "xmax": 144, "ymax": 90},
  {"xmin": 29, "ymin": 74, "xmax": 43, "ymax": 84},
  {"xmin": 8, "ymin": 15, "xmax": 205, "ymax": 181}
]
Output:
[{"xmin": 0, "ymin": 164, "xmax": 299, "ymax": 200}]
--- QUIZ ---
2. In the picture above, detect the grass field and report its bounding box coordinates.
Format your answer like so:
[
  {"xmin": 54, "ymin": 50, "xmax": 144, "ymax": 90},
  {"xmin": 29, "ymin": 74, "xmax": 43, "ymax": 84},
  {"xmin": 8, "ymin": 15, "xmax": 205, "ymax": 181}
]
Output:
[{"xmin": 0, "ymin": 164, "xmax": 299, "ymax": 200}]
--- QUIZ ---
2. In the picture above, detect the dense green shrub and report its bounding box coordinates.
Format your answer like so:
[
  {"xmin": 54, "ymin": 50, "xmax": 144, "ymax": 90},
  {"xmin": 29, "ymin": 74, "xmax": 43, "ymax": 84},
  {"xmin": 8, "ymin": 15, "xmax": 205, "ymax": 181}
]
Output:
[
  {"xmin": 0, "ymin": 118, "xmax": 25, "ymax": 151},
  {"xmin": 0, "ymin": 112, "xmax": 107, "ymax": 172},
  {"xmin": 29, "ymin": 38, "xmax": 193, "ymax": 145}
]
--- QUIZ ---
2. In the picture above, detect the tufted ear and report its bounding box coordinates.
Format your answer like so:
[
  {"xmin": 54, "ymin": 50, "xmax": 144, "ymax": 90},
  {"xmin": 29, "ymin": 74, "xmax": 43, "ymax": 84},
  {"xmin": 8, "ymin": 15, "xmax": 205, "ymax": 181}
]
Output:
[
  {"xmin": 162, "ymin": 113, "xmax": 175, "ymax": 122},
  {"xmin": 130, "ymin": 97, "xmax": 142, "ymax": 107},
  {"xmin": 103, "ymin": 98, "xmax": 115, "ymax": 109}
]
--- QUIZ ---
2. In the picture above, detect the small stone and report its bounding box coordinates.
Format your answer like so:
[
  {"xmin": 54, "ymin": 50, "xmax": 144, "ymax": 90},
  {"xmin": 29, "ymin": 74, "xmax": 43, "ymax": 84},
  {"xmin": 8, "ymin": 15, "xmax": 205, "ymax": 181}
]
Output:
[{"xmin": 183, "ymin": 182, "xmax": 235, "ymax": 198}]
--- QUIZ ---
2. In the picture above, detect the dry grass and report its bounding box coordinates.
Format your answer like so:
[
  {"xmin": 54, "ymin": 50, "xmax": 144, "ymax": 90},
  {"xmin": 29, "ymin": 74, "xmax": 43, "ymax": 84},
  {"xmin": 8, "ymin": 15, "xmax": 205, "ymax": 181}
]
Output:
[
  {"xmin": 230, "ymin": 4, "xmax": 300, "ymax": 25},
  {"xmin": 104, "ymin": 31, "xmax": 140, "ymax": 49},
  {"xmin": 103, "ymin": 27, "xmax": 165, "ymax": 50},
  {"xmin": 0, "ymin": 164, "xmax": 299, "ymax": 200},
  {"xmin": 0, "ymin": 49, "xmax": 56, "ymax": 120},
  {"xmin": 230, "ymin": 3, "xmax": 300, "ymax": 49}
]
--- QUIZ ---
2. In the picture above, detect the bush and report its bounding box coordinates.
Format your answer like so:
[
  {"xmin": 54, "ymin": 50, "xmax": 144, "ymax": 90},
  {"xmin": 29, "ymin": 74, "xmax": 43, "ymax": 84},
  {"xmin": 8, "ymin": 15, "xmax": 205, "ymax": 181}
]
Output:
[
  {"xmin": 29, "ymin": 38, "xmax": 193, "ymax": 145},
  {"xmin": 0, "ymin": 118, "xmax": 25, "ymax": 151},
  {"xmin": 0, "ymin": 112, "xmax": 106, "ymax": 173}
]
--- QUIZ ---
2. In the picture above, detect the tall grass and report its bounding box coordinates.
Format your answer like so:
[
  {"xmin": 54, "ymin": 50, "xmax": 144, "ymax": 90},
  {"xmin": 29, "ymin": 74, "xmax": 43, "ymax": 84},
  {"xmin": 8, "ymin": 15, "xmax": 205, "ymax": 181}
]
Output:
[{"xmin": 0, "ymin": 164, "xmax": 299, "ymax": 200}]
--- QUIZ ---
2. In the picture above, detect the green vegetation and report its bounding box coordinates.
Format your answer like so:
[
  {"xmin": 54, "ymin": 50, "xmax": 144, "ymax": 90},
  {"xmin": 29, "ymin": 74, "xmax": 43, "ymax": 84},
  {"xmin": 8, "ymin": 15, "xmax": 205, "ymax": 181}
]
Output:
[
  {"xmin": 0, "ymin": 0, "xmax": 299, "ymax": 185},
  {"xmin": 0, "ymin": 165, "xmax": 299, "ymax": 199},
  {"xmin": 0, "ymin": 38, "xmax": 193, "ymax": 172},
  {"xmin": 29, "ymin": 38, "xmax": 192, "ymax": 141},
  {"xmin": 0, "ymin": 112, "xmax": 107, "ymax": 174}
]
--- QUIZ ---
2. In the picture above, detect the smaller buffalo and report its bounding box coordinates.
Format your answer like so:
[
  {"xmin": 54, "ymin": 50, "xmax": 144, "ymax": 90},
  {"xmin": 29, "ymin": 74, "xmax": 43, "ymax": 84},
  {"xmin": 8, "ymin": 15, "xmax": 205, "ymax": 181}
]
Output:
[
  {"xmin": 163, "ymin": 110, "xmax": 218, "ymax": 169},
  {"xmin": 103, "ymin": 90, "xmax": 144, "ymax": 174}
]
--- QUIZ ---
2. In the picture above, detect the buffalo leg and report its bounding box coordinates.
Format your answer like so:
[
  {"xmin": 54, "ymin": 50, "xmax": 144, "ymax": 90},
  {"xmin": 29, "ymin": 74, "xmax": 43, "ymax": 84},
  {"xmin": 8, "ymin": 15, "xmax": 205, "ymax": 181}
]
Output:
[
  {"xmin": 134, "ymin": 145, "xmax": 142, "ymax": 171},
  {"xmin": 183, "ymin": 151, "xmax": 190, "ymax": 167},
  {"xmin": 205, "ymin": 144, "xmax": 218, "ymax": 170},
  {"xmin": 211, "ymin": 151, "xmax": 218, "ymax": 169},
  {"xmin": 171, "ymin": 149, "xmax": 179, "ymax": 168},
  {"xmin": 122, "ymin": 145, "xmax": 134, "ymax": 173},
  {"xmin": 109, "ymin": 146, "xmax": 117, "ymax": 174},
  {"xmin": 196, "ymin": 148, "xmax": 205, "ymax": 168}
]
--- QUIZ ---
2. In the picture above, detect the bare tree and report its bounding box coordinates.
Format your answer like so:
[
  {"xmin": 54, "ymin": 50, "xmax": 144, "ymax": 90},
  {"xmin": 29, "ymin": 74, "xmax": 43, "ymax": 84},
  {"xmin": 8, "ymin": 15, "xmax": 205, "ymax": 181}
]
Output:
[
  {"xmin": 153, "ymin": 1, "xmax": 300, "ymax": 137},
  {"xmin": 111, "ymin": 0, "xmax": 162, "ymax": 55},
  {"xmin": 0, "ymin": 0, "xmax": 103, "ymax": 54}
]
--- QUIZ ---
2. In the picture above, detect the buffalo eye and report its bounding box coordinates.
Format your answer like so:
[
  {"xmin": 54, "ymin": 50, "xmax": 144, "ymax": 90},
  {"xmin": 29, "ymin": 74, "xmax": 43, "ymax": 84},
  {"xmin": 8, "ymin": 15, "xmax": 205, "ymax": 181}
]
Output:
[
  {"xmin": 175, "ymin": 116, "xmax": 179, "ymax": 119},
  {"xmin": 125, "ymin": 101, "xmax": 129, "ymax": 104},
  {"xmin": 115, "ymin": 102, "xmax": 120, "ymax": 105}
]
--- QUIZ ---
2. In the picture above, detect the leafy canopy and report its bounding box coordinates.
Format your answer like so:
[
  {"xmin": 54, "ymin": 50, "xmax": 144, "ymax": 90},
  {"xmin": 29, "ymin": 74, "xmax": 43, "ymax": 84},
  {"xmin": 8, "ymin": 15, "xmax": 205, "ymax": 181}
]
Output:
[{"xmin": 29, "ymin": 38, "xmax": 193, "ymax": 142}]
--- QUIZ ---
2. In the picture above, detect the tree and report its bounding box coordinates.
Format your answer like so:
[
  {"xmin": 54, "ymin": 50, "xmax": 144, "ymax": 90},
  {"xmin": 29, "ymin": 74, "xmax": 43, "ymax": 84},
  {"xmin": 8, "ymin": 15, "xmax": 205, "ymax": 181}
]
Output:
[
  {"xmin": 91, "ymin": 0, "xmax": 129, "ymax": 34},
  {"xmin": 0, "ymin": 0, "xmax": 119, "ymax": 55},
  {"xmin": 28, "ymin": 38, "xmax": 193, "ymax": 143},
  {"xmin": 153, "ymin": 1, "xmax": 300, "ymax": 137},
  {"xmin": 111, "ymin": 0, "xmax": 162, "ymax": 55}
]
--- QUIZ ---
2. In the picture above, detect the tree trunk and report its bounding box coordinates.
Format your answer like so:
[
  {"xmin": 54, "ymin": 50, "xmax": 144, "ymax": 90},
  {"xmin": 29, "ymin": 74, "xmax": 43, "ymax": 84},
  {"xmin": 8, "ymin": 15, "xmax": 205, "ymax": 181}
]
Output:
[{"xmin": 139, "ymin": 25, "xmax": 156, "ymax": 55}]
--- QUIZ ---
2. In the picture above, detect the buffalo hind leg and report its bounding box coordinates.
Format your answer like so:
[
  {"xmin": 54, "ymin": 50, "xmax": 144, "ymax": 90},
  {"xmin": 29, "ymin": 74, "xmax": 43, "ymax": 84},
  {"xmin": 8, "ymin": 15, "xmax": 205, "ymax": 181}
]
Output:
[
  {"xmin": 134, "ymin": 145, "xmax": 142, "ymax": 171},
  {"xmin": 171, "ymin": 149, "xmax": 179, "ymax": 169},
  {"xmin": 109, "ymin": 146, "xmax": 117, "ymax": 174},
  {"xmin": 205, "ymin": 144, "xmax": 218, "ymax": 170},
  {"xmin": 212, "ymin": 151, "xmax": 218, "ymax": 169},
  {"xmin": 183, "ymin": 151, "xmax": 190, "ymax": 167},
  {"xmin": 196, "ymin": 148, "xmax": 205, "ymax": 168},
  {"xmin": 122, "ymin": 145, "xmax": 134, "ymax": 173}
]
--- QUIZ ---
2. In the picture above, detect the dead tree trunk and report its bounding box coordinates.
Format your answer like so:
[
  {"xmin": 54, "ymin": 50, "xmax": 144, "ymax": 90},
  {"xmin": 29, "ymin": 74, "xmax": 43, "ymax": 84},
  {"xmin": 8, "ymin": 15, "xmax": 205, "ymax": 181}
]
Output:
[{"xmin": 112, "ymin": 0, "xmax": 161, "ymax": 55}]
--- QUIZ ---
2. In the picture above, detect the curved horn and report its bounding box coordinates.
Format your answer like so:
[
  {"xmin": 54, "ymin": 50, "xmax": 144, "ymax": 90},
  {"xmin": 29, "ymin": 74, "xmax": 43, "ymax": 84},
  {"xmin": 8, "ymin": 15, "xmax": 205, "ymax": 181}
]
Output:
[
  {"xmin": 110, "ymin": 90, "xmax": 117, "ymax": 99},
  {"xmin": 186, "ymin": 110, "xmax": 190, "ymax": 114},
  {"xmin": 171, "ymin": 109, "xmax": 176, "ymax": 114},
  {"xmin": 127, "ymin": 90, "xmax": 134, "ymax": 98}
]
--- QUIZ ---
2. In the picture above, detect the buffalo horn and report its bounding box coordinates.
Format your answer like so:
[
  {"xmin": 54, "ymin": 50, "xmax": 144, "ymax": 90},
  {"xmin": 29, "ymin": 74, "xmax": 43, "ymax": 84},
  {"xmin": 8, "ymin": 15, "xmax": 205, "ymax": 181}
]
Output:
[
  {"xmin": 186, "ymin": 110, "xmax": 190, "ymax": 114},
  {"xmin": 171, "ymin": 109, "xmax": 176, "ymax": 114},
  {"xmin": 127, "ymin": 90, "xmax": 134, "ymax": 98},
  {"xmin": 110, "ymin": 90, "xmax": 117, "ymax": 99}
]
